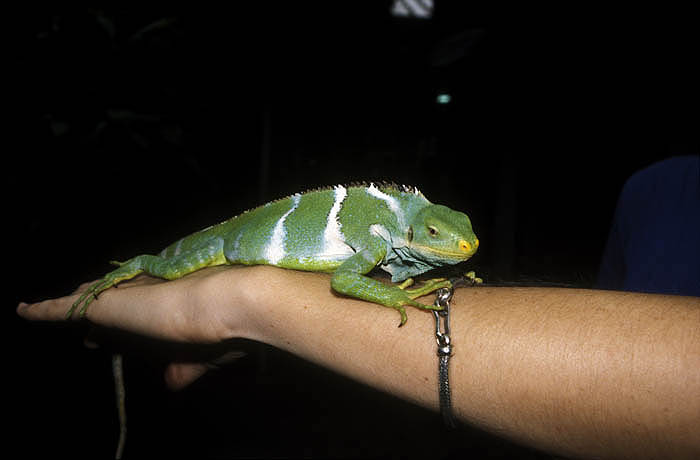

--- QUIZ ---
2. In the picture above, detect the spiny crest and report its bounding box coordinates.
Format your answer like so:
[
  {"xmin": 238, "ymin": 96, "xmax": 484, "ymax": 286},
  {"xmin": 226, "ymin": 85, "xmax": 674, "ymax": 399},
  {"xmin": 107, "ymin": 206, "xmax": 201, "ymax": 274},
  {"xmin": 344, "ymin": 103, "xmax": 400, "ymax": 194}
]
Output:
[
  {"xmin": 298, "ymin": 181, "xmax": 424, "ymax": 198},
  {"xmin": 237, "ymin": 182, "xmax": 426, "ymax": 217},
  {"xmin": 364, "ymin": 181, "xmax": 424, "ymax": 197}
]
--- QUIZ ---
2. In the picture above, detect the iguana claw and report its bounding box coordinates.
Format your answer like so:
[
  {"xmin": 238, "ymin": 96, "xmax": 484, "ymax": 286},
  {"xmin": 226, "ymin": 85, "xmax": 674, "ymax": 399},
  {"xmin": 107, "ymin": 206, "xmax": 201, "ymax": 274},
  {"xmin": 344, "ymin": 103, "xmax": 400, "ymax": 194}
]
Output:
[
  {"xmin": 66, "ymin": 260, "xmax": 144, "ymax": 319},
  {"xmin": 67, "ymin": 278, "xmax": 110, "ymax": 319},
  {"xmin": 404, "ymin": 277, "xmax": 452, "ymax": 300},
  {"xmin": 393, "ymin": 278, "xmax": 452, "ymax": 327}
]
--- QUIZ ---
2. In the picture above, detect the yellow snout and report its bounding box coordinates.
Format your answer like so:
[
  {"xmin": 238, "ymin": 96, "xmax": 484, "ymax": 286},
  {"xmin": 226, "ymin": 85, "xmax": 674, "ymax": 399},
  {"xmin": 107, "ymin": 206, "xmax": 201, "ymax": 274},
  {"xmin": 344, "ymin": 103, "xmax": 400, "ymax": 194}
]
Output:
[{"xmin": 459, "ymin": 238, "xmax": 479, "ymax": 254}]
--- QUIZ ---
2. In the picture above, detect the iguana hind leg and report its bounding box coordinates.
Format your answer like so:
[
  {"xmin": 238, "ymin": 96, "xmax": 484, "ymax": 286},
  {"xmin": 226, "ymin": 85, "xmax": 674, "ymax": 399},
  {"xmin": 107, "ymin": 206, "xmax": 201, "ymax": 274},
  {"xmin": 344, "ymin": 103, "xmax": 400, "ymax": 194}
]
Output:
[{"xmin": 68, "ymin": 237, "xmax": 226, "ymax": 318}]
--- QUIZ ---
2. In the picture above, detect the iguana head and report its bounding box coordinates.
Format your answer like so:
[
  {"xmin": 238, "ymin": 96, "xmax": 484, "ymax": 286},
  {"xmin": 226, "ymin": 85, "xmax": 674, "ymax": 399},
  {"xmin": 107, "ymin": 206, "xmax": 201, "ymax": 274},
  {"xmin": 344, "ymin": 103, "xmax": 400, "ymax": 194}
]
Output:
[{"xmin": 407, "ymin": 204, "xmax": 479, "ymax": 265}]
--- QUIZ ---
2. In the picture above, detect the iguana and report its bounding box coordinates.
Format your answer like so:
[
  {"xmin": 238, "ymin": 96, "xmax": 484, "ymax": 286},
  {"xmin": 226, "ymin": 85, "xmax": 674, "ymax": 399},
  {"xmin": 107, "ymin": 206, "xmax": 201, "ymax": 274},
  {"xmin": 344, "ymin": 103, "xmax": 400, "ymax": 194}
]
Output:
[
  {"xmin": 69, "ymin": 182, "xmax": 480, "ymax": 325},
  {"xmin": 68, "ymin": 182, "xmax": 480, "ymax": 458}
]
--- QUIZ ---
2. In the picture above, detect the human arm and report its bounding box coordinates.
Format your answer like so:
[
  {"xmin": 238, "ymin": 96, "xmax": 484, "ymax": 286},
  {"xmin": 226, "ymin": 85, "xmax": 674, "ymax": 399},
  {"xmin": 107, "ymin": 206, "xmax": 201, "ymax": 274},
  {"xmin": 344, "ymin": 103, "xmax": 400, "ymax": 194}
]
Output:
[{"xmin": 17, "ymin": 266, "xmax": 700, "ymax": 459}]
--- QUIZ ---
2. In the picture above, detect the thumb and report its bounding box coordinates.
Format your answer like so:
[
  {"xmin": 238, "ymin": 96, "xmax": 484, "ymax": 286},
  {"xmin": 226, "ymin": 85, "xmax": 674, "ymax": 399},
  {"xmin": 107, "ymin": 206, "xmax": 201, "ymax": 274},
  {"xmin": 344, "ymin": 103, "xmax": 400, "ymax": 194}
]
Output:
[
  {"xmin": 164, "ymin": 362, "xmax": 210, "ymax": 391},
  {"xmin": 164, "ymin": 351, "xmax": 247, "ymax": 391}
]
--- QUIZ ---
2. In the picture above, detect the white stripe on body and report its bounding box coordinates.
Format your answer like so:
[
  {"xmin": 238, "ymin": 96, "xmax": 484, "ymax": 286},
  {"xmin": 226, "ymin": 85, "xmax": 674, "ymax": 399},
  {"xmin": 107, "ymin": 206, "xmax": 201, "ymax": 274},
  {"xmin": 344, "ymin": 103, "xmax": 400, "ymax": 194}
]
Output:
[
  {"xmin": 264, "ymin": 193, "xmax": 301, "ymax": 264},
  {"xmin": 366, "ymin": 183, "xmax": 405, "ymax": 226},
  {"xmin": 159, "ymin": 238, "xmax": 183, "ymax": 258},
  {"xmin": 173, "ymin": 239, "xmax": 184, "ymax": 256},
  {"xmin": 226, "ymin": 231, "xmax": 244, "ymax": 261},
  {"xmin": 317, "ymin": 184, "xmax": 354, "ymax": 261},
  {"xmin": 369, "ymin": 223, "xmax": 391, "ymax": 242}
]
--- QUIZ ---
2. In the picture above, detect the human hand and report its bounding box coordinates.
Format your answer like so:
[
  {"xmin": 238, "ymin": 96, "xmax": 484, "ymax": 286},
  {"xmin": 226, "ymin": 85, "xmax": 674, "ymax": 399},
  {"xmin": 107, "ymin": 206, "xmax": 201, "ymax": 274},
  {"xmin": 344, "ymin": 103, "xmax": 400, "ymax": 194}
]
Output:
[{"xmin": 17, "ymin": 265, "xmax": 258, "ymax": 389}]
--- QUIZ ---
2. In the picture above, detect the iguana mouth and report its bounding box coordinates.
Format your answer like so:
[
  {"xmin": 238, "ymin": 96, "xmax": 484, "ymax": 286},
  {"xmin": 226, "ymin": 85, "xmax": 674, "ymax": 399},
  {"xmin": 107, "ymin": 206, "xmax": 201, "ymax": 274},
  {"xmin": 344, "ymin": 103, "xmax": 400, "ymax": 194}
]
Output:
[{"xmin": 410, "ymin": 243, "xmax": 473, "ymax": 261}]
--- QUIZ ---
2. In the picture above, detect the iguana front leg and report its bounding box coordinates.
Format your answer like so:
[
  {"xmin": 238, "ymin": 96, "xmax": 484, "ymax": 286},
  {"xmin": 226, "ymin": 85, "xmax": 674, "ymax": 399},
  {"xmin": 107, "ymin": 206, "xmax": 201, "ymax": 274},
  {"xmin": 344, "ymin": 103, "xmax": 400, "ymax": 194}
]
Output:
[{"xmin": 330, "ymin": 240, "xmax": 450, "ymax": 327}]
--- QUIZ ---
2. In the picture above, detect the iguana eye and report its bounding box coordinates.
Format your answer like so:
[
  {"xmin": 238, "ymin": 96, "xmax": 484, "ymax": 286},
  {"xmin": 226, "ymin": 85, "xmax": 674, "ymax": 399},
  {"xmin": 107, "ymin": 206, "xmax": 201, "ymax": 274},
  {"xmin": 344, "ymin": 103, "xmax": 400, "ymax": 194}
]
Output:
[
  {"xmin": 428, "ymin": 226, "xmax": 438, "ymax": 237},
  {"xmin": 407, "ymin": 226, "xmax": 413, "ymax": 242}
]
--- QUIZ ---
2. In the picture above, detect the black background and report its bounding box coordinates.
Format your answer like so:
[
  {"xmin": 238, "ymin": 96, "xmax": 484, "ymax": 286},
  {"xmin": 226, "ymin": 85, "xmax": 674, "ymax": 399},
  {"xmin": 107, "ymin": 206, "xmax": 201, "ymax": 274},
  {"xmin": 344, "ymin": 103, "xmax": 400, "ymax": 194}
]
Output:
[{"xmin": 9, "ymin": 4, "xmax": 698, "ymax": 458}]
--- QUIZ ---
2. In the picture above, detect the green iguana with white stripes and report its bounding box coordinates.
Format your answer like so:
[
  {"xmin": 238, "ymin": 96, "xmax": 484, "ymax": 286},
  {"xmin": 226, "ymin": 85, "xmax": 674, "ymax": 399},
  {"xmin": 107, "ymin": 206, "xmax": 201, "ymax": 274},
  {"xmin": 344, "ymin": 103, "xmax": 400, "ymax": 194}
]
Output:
[{"xmin": 69, "ymin": 182, "xmax": 480, "ymax": 326}]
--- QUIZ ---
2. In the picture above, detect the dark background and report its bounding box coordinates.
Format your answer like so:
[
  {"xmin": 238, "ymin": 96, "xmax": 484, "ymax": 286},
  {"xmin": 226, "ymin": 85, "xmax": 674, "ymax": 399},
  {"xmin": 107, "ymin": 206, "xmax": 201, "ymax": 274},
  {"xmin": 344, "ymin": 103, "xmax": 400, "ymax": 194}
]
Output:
[{"xmin": 9, "ymin": 4, "xmax": 697, "ymax": 458}]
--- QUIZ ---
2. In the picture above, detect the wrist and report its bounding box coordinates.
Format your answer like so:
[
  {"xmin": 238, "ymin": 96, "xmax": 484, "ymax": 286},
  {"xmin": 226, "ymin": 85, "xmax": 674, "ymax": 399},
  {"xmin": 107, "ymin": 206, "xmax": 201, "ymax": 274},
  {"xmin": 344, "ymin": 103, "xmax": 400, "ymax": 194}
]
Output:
[{"xmin": 215, "ymin": 265, "xmax": 288, "ymax": 344}]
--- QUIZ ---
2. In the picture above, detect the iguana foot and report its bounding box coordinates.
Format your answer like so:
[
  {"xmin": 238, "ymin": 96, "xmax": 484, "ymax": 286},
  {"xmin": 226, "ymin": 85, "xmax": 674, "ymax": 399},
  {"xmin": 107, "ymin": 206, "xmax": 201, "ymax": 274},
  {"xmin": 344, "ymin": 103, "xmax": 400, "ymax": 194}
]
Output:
[
  {"xmin": 405, "ymin": 277, "xmax": 451, "ymax": 300},
  {"xmin": 391, "ymin": 278, "xmax": 452, "ymax": 327},
  {"xmin": 464, "ymin": 271, "xmax": 483, "ymax": 285},
  {"xmin": 66, "ymin": 263, "xmax": 144, "ymax": 319},
  {"xmin": 67, "ymin": 278, "xmax": 111, "ymax": 319}
]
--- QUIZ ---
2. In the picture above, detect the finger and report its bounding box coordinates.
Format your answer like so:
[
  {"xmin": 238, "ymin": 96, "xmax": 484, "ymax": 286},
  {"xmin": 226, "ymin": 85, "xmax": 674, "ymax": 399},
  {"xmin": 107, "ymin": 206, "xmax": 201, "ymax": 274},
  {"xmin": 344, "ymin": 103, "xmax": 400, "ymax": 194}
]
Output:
[
  {"xmin": 83, "ymin": 326, "xmax": 101, "ymax": 349},
  {"xmin": 17, "ymin": 295, "xmax": 82, "ymax": 322},
  {"xmin": 164, "ymin": 362, "xmax": 210, "ymax": 391},
  {"xmin": 164, "ymin": 351, "xmax": 246, "ymax": 391},
  {"xmin": 17, "ymin": 278, "xmax": 128, "ymax": 320},
  {"xmin": 70, "ymin": 275, "xmax": 160, "ymax": 295}
]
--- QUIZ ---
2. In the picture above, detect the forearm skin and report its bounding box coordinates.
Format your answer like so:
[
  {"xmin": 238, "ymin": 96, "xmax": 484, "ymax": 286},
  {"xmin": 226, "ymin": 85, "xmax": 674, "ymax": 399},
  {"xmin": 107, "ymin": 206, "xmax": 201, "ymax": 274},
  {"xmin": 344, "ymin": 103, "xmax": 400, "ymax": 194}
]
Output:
[{"xmin": 237, "ymin": 267, "xmax": 700, "ymax": 459}]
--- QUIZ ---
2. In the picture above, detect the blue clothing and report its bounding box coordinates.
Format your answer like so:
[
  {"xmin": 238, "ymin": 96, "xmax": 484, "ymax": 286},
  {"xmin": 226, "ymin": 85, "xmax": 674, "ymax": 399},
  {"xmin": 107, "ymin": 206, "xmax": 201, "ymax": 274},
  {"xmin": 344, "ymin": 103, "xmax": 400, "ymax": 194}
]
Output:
[{"xmin": 597, "ymin": 155, "xmax": 700, "ymax": 296}]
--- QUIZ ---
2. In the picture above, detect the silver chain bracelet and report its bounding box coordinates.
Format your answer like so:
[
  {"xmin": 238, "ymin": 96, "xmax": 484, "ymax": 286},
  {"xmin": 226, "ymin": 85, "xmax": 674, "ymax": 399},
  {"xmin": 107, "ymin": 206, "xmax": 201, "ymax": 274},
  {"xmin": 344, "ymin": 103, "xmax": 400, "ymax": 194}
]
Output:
[{"xmin": 433, "ymin": 286, "xmax": 456, "ymax": 428}]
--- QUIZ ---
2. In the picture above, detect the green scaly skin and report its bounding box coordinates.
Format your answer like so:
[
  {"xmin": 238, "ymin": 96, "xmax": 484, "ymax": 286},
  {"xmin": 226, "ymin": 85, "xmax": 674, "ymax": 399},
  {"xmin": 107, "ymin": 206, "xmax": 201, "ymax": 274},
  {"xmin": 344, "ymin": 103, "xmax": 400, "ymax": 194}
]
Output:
[{"xmin": 68, "ymin": 183, "xmax": 479, "ymax": 326}]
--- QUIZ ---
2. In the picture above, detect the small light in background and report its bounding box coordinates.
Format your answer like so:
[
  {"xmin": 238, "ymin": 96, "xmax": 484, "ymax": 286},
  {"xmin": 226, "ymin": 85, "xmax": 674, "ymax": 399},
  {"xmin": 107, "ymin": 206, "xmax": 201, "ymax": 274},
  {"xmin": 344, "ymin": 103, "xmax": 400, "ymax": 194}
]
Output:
[
  {"xmin": 436, "ymin": 92, "xmax": 452, "ymax": 105},
  {"xmin": 390, "ymin": 0, "xmax": 433, "ymax": 19}
]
